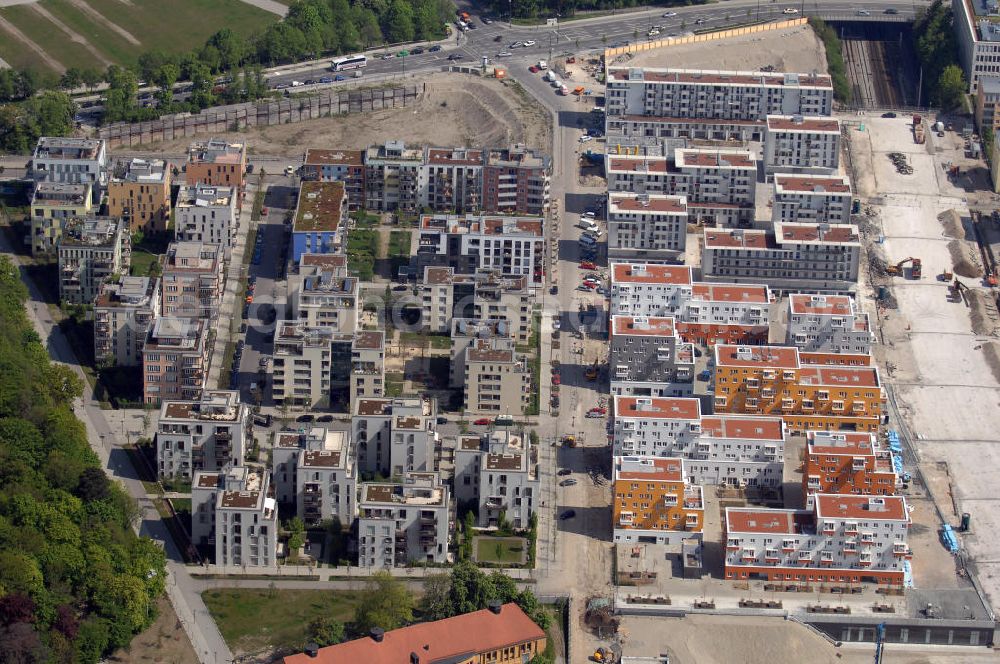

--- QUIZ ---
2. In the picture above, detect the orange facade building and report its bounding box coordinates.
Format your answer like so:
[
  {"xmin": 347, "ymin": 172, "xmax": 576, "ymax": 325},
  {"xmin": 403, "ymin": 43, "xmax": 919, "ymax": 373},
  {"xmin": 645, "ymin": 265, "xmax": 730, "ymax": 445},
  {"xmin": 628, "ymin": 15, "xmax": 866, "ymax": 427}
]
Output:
[
  {"xmin": 185, "ymin": 139, "xmax": 246, "ymax": 199},
  {"xmin": 803, "ymin": 430, "xmax": 897, "ymax": 506},
  {"xmin": 712, "ymin": 345, "xmax": 884, "ymax": 433},
  {"xmin": 107, "ymin": 158, "xmax": 172, "ymax": 233},
  {"xmin": 613, "ymin": 456, "xmax": 704, "ymax": 545}
]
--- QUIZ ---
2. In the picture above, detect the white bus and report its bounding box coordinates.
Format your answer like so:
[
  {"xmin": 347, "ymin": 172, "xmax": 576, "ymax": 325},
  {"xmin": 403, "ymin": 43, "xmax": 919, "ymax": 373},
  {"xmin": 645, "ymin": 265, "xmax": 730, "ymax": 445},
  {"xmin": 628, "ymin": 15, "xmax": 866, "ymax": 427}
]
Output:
[{"xmin": 331, "ymin": 54, "xmax": 367, "ymax": 71}]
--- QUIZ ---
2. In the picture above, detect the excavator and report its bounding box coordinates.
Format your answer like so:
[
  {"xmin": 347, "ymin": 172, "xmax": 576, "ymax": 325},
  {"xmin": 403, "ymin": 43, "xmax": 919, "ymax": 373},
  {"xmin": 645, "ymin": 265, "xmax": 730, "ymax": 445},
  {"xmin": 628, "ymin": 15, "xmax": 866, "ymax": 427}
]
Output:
[
  {"xmin": 885, "ymin": 257, "xmax": 922, "ymax": 279},
  {"xmin": 584, "ymin": 359, "xmax": 599, "ymax": 381},
  {"xmin": 949, "ymin": 278, "xmax": 970, "ymax": 305}
]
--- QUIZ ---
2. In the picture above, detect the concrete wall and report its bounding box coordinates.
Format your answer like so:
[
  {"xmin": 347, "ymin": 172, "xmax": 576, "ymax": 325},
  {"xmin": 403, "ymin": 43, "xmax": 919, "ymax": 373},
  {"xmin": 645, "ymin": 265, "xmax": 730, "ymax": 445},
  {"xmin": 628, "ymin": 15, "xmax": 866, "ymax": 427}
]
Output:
[
  {"xmin": 603, "ymin": 18, "xmax": 808, "ymax": 60},
  {"xmin": 98, "ymin": 85, "xmax": 424, "ymax": 148}
]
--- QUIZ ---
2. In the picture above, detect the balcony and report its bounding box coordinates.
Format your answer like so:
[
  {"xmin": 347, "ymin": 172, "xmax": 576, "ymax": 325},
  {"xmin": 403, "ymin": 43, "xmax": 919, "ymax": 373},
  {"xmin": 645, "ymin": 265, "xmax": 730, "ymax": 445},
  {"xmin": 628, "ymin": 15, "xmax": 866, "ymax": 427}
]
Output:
[
  {"xmin": 740, "ymin": 550, "xmax": 756, "ymax": 562},
  {"xmin": 726, "ymin": 539, "xmax": 741, "ymax": 550},
  {"xmin": 892, "ymin": 544, "xmax": 912, "ymax": 558}
]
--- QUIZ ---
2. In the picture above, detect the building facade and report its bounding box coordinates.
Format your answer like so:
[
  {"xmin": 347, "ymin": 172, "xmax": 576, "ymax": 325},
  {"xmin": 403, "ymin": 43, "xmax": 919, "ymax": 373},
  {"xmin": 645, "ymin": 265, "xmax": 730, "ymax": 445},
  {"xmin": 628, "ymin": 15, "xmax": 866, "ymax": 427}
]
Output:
[
  {"xmin": 107, "ymin": 158, "xmax": 172, "ymax": 233},
  {"xmin": 301, "ymin": 148, "xmax": 365, "ymax": 208},
  {"xmin": 463, "ymin": 339, "xmax": 532, "ymax": 416},
  {"xmin": 763, "ymin": 115, "xmax": 841, "ymax": 173},
  {"xmin": 185, "ymin": 139, "xmax": 246, "ymax": 198},
  {"xmin": 156, "ymin": 390, "xmax": 250, "ymax": 479},
  {"xmin": 953, "ymin": 0, "xmax": 1000, "ymax": 92},
  {"xmin": 724, "ymin": 495, "xmax": 911, "ymax": 585},
  {"xmin": 607, "ymin": 192, "xmax": 688, "ymax": 260},
  {"xmin": 289, "ymin": 259, "xmax": 360, "ymax": 333},
  {"xmin": 482, "ymin": 144, "xmax": 551, "ymax": 216},
  {"xmin": 291, "ymin": 181, "xmax": 347, "ymax": 261},
  {"xmin": 30, "ymin": 182, "xmax": 94, "ymax": 257},
  {"xmin": 175, "ymin": 182, "xmax": 238, "ymax": 251},
  {"xmin": 702, "ymin": 223, "xmax": 861, "ymax": 292},
  {"xmin": 712, "ymin": 344, "xmax": 885, "ymax": 432},
  {"xmin": 803, "ymin": 431, "xmax": 898, "ymax": 506},
  {"xmin": 352, "ymin": 396, "xmax": 439, "ymax": 478},
  {"xmin": 786, "ymin": 293, "xmax": 874, "ymax": 353},
  {"xmin": 358, "ymin": 472, "xmax": 450, "ymax": 567},
  {"xmin": 161, "ymin": 242, "xmax": 224, "ymax": 320},
  {"xmin": 94, "ymin": 275, "xmax": 160, "ymax": 367},
  {"xmin": 272, "ymin": 322, "xmax": 336, "ymax": 408},
  {"xmin": 31, "ymin": 137, "xmax": 107, "ymax": 195},
  {"xmin": 772, "ymin": 174, "xmax": 853, "ymax": 226},
  {"xmin": 192, "ymin": 466, "xmax": 277, "ymax": 568},
  {"xmin": 143, "ymin": 317, "xmax": 209, "ymax": 404},
  {"xmin": 610, "ymin": 316, "xmax": 694, "ymax": 394},
  {"xmin": 613, "ymin": 456, "xmax": 704, "ymax": 545},
  {"xmin": 57, "ymin": 217, "xmax": 130, "ymax": 304},
  {"xmin": 351, "ymin": 330, "xmax": 385, "ymax": 405},
  {"xmin": 454, "ymin": 430, "xmax": 539, "ymax": 529},
  {"xmin": 272, "ymin": 427, "xmax": 357, "ymax": 527},
  {"xmin": 415, "ymin": 214, "xmax": 545, "ymax": 287}
]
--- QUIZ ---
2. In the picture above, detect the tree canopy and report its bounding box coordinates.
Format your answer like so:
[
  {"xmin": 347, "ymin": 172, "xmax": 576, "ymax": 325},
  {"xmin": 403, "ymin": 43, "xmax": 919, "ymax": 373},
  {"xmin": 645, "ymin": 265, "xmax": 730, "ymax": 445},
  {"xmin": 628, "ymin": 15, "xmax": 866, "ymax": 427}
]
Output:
[
  {"xmin": 913, "ymin": 0, "xmax": 966, "ymax": 108},
  {"xmin": 0, "ymin": 255, "xmax": 166, "ymax": 662}
]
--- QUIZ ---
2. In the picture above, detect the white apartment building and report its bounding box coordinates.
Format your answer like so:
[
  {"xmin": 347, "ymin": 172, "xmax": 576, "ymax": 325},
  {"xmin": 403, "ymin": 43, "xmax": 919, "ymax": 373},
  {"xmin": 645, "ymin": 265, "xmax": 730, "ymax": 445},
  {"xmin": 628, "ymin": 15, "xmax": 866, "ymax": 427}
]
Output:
[
  {"xmin": 609, "ymin": 263, "xmax": 772, "ymax": 326},
  {"xmin": 175, "ymin": 183, "xmax": 238, "ymax": 251},
  {"xmin": 358, "ymin": 472, "xmax": 451, "ymax": 567},
  {"xmin": 463, "ymin": 338, "xmax": 532, "ymax": 416},
  {"xmin": 192, "ymin": 466, "xmax": 277, "ymax": 568},
  {"xmin": 271, "ymin": 427, "xmax": 357, "ymax": 527},
  {"xmin": 94, "ymin": 275, "xmax": 160, "ymax": 367},
  {"xmin": 31, "ymin": 137, "xmax": 107, "ymax": 197},
  {"xmin": 364, "ymin": 140, "xmax": 425, "ymax": 211},
  {"xmin": 702, "ymin": 223, "xmax": 861, "ymax": 292},
  {"xmin": 607, "ymin": 193, "xmax": 688, "ymax": 260},
  {"xmin": 352, "ymin": 397, "xmax": 439, "ymax": 478},
  {"xmin": 605, "ymin": 68, "xmax": 834, "ymax": 135},
  {"xmin": 351, "ymin": 330, "xmax": 385, "ymax": 405},
  {"xmin": 415, "ymin": 214, "xmax": 545, "ymax": 287},
  {"xmin": 156, "ymin": 390, "xmax": 250, "ymax": 480},
  {"xmin": 289, "ymin": 257, "xmax": 359, "ymax": 333},
  {"xmin": 57, "ymin": 217, "xmax": 130, "ymax": 304},
  {"xmin": 161, "ymin": 241, "xmax": 225, "ymax": 320},
  {"xmin": 612, "ymin": 396, "xmax": 785, "ymax": 487},
  {"xmin": 764, "ymin": 115, "xmax": 841, "ymax": 173},
  {"xmin": 610, "ymin": 316, "xmax": 694, "ymax": 397},
  {"xmin": 954, "ymin": 0, "xmax": 1000, "ymax": 92},
  {"xmin": 272, "ymin": 322, "xmax": 335, "ymax": 409},
  {"xmin": 772, "ymin": 174, "xmax": 853, "ymax": 226},
  {"xmin": 449, "ymin": 319, "xmax": 509, "ymax": 388},
  {"xmin": 454, "ymin": 430, "xmax": 539, "ymax": 530},
  {"xmin": 606, "ymin": 149, "xmax": 758, "ymax": 226},
  {"xmin": 786, "ymin": 294, "xmax": 874, "ymax": 354},
  {"xmin": 724, "ymin": 494, "xmax": 911, "ymax": 585},
  {"xmin": 420, "ymin": 267, "xmax": 533, "ymax": 343}
]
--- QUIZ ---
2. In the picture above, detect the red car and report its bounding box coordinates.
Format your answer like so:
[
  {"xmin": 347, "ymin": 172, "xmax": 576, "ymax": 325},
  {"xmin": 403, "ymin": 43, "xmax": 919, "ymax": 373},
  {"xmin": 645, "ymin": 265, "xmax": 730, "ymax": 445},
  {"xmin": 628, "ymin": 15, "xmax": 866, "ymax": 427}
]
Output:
[
  {"xmin": 529, "ymin": 65, "xmax": 539, "ymax": 73},
  {"xmin": 589, "ymin": 407, "xmax": 607, "ymax": 415},
  {"xmin": 580, "ymin": 261, "xmax": 596, "ymax": 270},
  {"xmin": 473, "ymin": 418, "xmax": 490, "ymax": 426},
  {"xmin": 582, "ymin": 282, "xmax": 597, "ymax": 290},
  {"xmin": 552, "ymin": 375, "xmax": 561, "ymax": 385}
]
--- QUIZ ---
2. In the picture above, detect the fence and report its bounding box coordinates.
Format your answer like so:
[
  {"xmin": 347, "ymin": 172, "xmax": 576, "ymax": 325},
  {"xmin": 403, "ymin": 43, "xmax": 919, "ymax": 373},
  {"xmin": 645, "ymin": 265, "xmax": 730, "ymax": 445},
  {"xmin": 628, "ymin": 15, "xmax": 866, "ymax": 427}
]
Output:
[
  {"xmin": 603, "ymin": 18, "xmax": 808, "ymax": 59},
  {"xmin": 97, "ymin": 84, "xmax": 425, "ymax": 148}
]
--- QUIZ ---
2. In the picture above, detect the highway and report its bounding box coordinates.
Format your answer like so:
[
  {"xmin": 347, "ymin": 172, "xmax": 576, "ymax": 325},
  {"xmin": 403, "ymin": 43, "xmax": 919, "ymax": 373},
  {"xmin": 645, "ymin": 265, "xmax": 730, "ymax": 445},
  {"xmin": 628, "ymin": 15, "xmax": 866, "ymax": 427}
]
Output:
[{"xmin": 72, "ymin": 0, "xmax": 927, "ymax": 123}]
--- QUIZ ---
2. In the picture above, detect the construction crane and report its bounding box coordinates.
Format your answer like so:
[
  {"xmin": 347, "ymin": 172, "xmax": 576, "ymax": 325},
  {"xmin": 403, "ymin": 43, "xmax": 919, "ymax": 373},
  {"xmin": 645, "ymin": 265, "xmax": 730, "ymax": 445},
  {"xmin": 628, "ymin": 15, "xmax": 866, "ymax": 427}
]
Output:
[
  {"xmin": 885, "ymin": 257, "xmax": 922, "ymax": 279},
  {"xmin": 874, "ymin": 622, "xmax": 886, "ymax": 664}
]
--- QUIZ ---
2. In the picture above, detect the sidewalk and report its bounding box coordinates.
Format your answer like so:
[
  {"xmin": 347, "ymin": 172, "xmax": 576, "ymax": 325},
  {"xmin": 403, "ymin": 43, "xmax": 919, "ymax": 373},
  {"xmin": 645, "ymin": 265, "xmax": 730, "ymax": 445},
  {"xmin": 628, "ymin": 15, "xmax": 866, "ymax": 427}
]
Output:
[{"xmin": 191, "ymin": 563, "xmax": 534, "ymax": 581}]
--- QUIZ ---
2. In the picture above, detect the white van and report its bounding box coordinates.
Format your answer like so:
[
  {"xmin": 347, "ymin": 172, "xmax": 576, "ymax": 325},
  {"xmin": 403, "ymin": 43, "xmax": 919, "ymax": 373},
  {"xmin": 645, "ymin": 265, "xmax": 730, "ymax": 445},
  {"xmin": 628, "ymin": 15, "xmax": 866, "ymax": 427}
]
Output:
[
  {"xmin": 538, "ymin": 60, "xmax": 548, "ymax": 70},
  {"xmin": 580, "ymin": 219, "xmax": 599, "ymax": 231}
]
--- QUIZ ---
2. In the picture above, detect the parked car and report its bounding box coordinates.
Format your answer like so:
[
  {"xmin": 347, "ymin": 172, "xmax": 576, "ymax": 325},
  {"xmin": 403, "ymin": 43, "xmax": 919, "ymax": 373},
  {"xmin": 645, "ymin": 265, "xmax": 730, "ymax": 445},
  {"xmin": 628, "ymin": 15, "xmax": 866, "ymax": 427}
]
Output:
[
  {"xmin": 334, "ymin": 75, "xmax": 345, "ymax": 81},
  {"xmin": 557, "ymin": 468, "xmax": 572, "ymax": 476},
  {"xmin": 317, "ymin": 415, "xmax": 334, "ymax": 423},
  {"xmin": 474, "ymin": 418, "xmax": 491, "ymax": 425},
  {"xmin": 447, "ymin": 54, "xmax": 464, "ymax": 60},
  {"xmin": 529, "ymin": 65, "xmax": 539, "ymax": 73},
  {"xmin": 297, "ymin": 414, "xmax": 315, "ymax": 422},
  {"xmin": 560, "ymin": 478, "xmax": 578, "ymax": 487},
  {"xmin": 559, "ymin": 509, "xmax": 577, "ymax": 520},
  {"xmin": 497, "ymin": 51, "xmax": 513, "ymax": 58},
  {"xmin": 397, "ymin": 50, "xmax": 409, "ymax": 57},
  {"xmin": 882, "ymin": 111, "xmax": 897, "ymax": 118},
  {"xmin": 585, "ymin": 410, "xmax": 602, "ymax": 418},
  {"xmin": 550, "ymin": 285, "xmax": 558, "ymax": 295},
  {"xmin": 579, "ymin": 135, "xmax": 593, "ymax": 143},
  {"xmin": 552, "ymin": 319, "xmax": 561, "ymax": 331},
  {"xmin": 429, "ymin": 44, "xmax": 442, "ymax": 52},
  {"xmin": 523, "ymin": 40, "xmax": 536, "ymax": 46},
  {"xmin": 411, "ymin": 47, "xmax": 425, "ymax": 54},
  {"xmin": 551, "ymin": 375, "xmax": 561, "ymax": 385},
  {"xmin": 436, "ymin": 416, "xmax": 448, "ymax": 424},
  {"xmin": 662, "ymin": 11, "xmax": 677, "ymax": 17},
  {"xmin": 589, "ymin": 407, "xmax": 607, "ymax": 415},
  {"xmin": 580, "ymin": 261, "xmax": 597, "ymax": 270}
]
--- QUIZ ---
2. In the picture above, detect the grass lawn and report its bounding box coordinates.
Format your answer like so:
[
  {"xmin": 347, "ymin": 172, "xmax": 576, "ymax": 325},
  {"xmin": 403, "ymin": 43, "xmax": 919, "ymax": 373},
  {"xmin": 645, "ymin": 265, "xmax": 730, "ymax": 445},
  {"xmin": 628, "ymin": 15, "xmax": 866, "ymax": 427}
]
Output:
[
  {"xmin": 0, "ymin": 5, "xmax": 101, "ymax": 72},
  {"xmin": 474, "ymin": 536, "xmax": 527, "ymax": 565},
  {"xmin": 385, "ymin": 371, "xmax": 404, "ymax": 397},
  {"xmin": 203, "ymin": 589, "xmax": 365, "ymax": 653},
  {"xmin": 0, "ymin": 0, "xmax": 276, "ymax": 72},
  {"xmin": 399, "ymin": 331, "xmax": 451, "ymax": 350},
  {"xmin": 387, "ymin": 230, "xmax": 411, "ymax": 256},
  {"xmin": 129, "ymin": 250, "xmax": 160, "ymax": 277}
]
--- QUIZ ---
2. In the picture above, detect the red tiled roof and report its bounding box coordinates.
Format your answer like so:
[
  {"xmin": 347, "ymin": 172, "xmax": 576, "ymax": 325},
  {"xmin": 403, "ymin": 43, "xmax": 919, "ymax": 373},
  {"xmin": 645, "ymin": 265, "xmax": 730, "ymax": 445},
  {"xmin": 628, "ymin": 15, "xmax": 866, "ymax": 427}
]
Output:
[
  {"xmin": 789, "ymin": 293, "xmax": 854, "ymax": 316},
  {"xmin": 727, "ymin": 508, "xmax": 812, "ymax": 534},
  {"xmin": 692, "ymin": 283, "xmax": 769, "ymax": 303},
  {"xmin": 283, "ymin": 603, "xmax": 545, "ymax": 664},
  {"xmin": 776, "ymin": 222, "xmax": 859, "ymax": 244},
  {"xmin": 813, "ymin": 494, "xmax": 908, "ymax": 522},
  {"xmin": 611, "ymin": 263, "xmax": 692, "ymax": 285},
  {"xmin": 612, "ymin": 316, "xmax": 676, "ymax": 337},
  {"xmin": 798, "ymin": 366, "xmax": 880, "ymax": 388},
  {"xmin": 608, "ymin": 68, "xmax": 832, "ymax": 88},
  {"xmin": 704, "ymin": 228, "xmax": 769, "ymax": 249},
  {"xmin": 766, "ymin": 115, "xmax": 840, "ymax": 132},
  {"xmin": 700, "ymin": 416, "xmax": 784, "ymax": 441},
  {"xmin": 774, "ymin": 175, "xmax": 851, "ymax": 194},
  {"xmin": 610, "ymin": 194, "xmax": 687, "ymax": 214},
  {"xmin": 616, "ymin": 456, "xmax": 685, "ymax": 482},
  {"xmin": 615, "ymin": 396, "xmax": 700, "ymax": 420},
  {"xmin": 715, "ymin": 344, "xmax": 799, "ymax": 369}
]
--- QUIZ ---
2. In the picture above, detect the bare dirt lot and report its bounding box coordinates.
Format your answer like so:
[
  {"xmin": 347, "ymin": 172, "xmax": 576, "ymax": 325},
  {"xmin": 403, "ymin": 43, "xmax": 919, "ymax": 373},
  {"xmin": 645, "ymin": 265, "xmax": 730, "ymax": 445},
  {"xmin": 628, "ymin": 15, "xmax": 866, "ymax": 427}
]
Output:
[
  {"xmin": 625, "ymin": 23, "xmax": 826, "ymax": 74},
  {"xmin": 846, "ymin": 114, "xmax": 1000, "ymax": 610},
  {"xmin": 137, "ymin": 73, "xmax": 552, "ymax": 156},
  {"xmin": 620, "ymin": 614, "xmax": 998, "ymax": 664},
  {"xmin": 107, "ymin": 597, "xmax": 198, "ymax": 664}
]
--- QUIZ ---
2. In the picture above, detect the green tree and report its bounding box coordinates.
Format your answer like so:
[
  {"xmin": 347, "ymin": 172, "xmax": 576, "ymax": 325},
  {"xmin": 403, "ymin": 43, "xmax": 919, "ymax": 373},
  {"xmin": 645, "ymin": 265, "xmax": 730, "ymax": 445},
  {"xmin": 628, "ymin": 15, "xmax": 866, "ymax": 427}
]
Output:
[
  {"xmin": 188, "ymin": 62, "xmax": 216, "ymax": 110},
  {"xmin": 308, "ymin": 615, "xmax": 345, "ymax": 646},
  {"xmin": 937, "ymin": 64, "xmax": 966, "ymax": 111},
  {"xmin": 419, "ymin": 573, "xmax": 453, "ymax": 621},
  {"xmin": 102, "ymin": 66, "xmax": 138, "ymax": 123},
  {"xmin": 285, "ymin": 516, "xmax": 306, "ymax": 552},
  {"xmin": 355, "ymin": 7, "xmax": 384, "ymax": 47},
  {"xmin": 385, "ymin": 0, "xmax": 416, "ymax": 43},
  {"xmin": 208, "ymin": 28, "xmax": 247, "ymax": 71},
  {"xmin": 60, "ymin": 68, "xmax": 82, "ymax": 91},
  {"xmin": 353, "ymin": 571, "xmax": 415, "ymax": 632},
  {"xmin": 80, "ymin": 68, "xmax": 103, "ymax": 93},
  {"xmin": 152, "ymin": 63, "xmax": 180, "ymax": 109}
]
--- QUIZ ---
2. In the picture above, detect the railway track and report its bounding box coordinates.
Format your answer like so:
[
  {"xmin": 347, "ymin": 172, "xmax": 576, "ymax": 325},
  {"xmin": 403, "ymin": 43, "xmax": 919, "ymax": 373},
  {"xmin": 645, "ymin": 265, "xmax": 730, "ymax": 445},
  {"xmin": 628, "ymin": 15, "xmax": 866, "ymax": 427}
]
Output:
[{"xmin": 841, "ymin": 35, "xmax": 903, "ymax": 109}]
